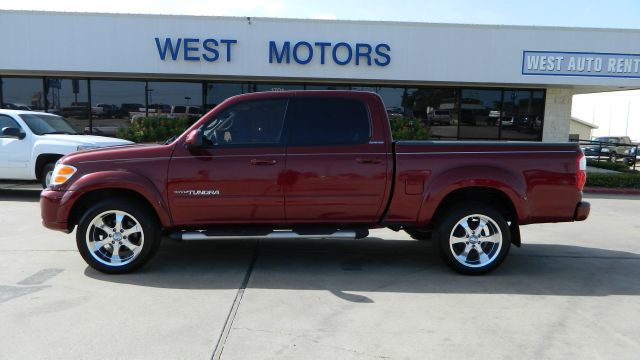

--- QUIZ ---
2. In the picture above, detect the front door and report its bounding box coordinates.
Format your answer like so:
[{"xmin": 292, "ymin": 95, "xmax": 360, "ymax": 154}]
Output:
[
  {"xmin": 167, "ymin": 98, "xmax": 288, "ymax": 226},
  {"xmin": 0, "ymin": 114, "xmax": 31, "ymax": 179}
]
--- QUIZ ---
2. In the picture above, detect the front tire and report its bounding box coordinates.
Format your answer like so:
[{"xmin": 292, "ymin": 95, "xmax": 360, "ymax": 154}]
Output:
[
  {"xmin": 434, "ymin": 203, "xmax": 510, "ymax": 275},
  {"xmin": 41, "ymin": 162, "xmax": 55, "ymax": 189},
  {"xmin": 76, "ymin": 199, "xmax": 161, "ymax": 274}
]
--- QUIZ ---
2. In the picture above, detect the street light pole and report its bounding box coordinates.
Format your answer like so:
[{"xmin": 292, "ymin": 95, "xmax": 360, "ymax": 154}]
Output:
[{"xmin": 625, "ymin": 101, "xmax": 630, "ymax": 136}]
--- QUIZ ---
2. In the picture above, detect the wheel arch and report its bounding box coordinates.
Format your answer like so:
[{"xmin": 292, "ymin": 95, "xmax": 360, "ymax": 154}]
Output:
[
  {"xmin": 416, "ymin": 165, "xmax": 529, "ymax": 225},
  {"xmin": 67, "ymin": 188, "xmax": 162, "ymax": 232},
  {"xmin": 64, "ymin": 170, "xmax": 172, "ymax": 231},
  {"xmin": 35, "ymin": 153, "xmax": 64, "ymax": 180},
  {"xmin": 429, "ymin": 187, "xmax": 522, "ymax": 246}
]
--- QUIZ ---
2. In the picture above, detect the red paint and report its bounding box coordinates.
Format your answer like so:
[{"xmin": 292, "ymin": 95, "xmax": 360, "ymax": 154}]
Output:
[{"xmin": 40, "ymin": 90, "xmax": 589, "ymax": 234}]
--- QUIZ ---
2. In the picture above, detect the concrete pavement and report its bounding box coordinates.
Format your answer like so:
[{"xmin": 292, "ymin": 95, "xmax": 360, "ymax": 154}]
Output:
[{"xmin": 0, "ymin": 190, "xmax": 639, "ymax": 359}]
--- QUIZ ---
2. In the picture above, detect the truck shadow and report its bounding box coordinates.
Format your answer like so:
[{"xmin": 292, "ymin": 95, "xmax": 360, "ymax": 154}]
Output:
[
  {"xmin": 0, "ymin": 189, "xmax": 41, "ymax": 202},
  {"xmin": 84, "ymin": 237, "xmax": 640, "ymax": 300}
]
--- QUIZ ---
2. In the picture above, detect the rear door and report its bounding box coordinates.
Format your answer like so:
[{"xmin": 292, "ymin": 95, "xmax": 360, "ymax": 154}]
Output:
[
  {"xmin": 167, "ymin": 98, "xmax": 288, "ymax": 225},
  {"xmin": 283, "ymin": 95, "xmax": 390, "ymax": 223}
]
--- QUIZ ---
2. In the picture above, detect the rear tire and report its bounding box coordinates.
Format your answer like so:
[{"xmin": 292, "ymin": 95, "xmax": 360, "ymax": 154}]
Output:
[
  {"xmin": 434, "ymin": 202, "xmax": 510, "ymax": 275},
  {"xmin": 76, "ymin": 198, "xmax": 161, "ymax": 274}
]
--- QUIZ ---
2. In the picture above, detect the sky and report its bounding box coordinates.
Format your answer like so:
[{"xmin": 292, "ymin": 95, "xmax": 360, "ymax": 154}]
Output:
[
  {"xmin": 2, "ymin": 0, "xmax": 640, "ymax": 140},
  {"xmin": 2, "ymin": 0, "xmax": 640, "ymax": 28}
]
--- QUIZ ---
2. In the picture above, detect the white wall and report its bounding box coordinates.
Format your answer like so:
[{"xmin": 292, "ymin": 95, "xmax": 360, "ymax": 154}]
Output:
[
  {"xmin": 570, "ymin": 120, "xmax": 596, "ymax": 140},
  {"xmin": 1, "ymin": 11, "xmax": 640, "ymax": 87},
  {"xmin": 543, "ymin": 88, "xmax": 574, "ymax": 142}
]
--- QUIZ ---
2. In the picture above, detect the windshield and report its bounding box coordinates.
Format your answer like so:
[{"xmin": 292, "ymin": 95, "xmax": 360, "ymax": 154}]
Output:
[{"xmin": 19, "ymin": 114, "xmax": 81, "ymax": 135}]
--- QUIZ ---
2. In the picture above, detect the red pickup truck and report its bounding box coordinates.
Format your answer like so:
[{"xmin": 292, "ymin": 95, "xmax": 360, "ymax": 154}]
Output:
[{"xmin": 40, "ymin": 91, "xmax": 590, "ymax": 275}]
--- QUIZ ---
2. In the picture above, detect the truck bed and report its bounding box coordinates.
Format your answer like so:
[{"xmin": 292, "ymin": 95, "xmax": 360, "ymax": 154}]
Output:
[{"xmin": 384, "ymin": 141, "xmax": 583, "ymax": 226}]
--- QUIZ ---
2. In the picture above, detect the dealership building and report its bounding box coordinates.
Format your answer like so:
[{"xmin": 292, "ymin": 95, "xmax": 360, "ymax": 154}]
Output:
[{"xmin": 1, "ymin": 10, "xmax": 639, "ymax": 141}]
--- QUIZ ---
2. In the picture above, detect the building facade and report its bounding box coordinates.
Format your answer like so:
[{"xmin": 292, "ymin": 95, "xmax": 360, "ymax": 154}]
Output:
[{"xmin": 1, "ymin": 11, "xmax": 639, "ymax": 141}]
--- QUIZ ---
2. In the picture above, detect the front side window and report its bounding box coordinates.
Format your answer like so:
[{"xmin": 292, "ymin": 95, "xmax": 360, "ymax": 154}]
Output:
[
  {"xmin": 201, "ymin": 99, "xmax": 287, "ymax": 146},
  {"xmin": 0, "ymin": 114, "xmax": 20, "ymax": 130},
  {"xmin": 19, "ymin": 114, "xmax": 80, "ymax": 135},
  {"xmin": 286, "ymin": 97, "xmax": 370, "ymax": 146}
]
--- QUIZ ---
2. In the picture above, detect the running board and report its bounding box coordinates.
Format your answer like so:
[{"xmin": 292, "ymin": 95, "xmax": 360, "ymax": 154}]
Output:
[{"xmin": 170, "ymin": 229, "xmax": 368, "ymax": 241}]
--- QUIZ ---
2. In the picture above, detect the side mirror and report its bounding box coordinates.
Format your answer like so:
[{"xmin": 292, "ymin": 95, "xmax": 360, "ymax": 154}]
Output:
[
  {"xmin": 1, "ymin": 127, "xmax": 25, "ymax": 140},
  {"xmin": 184, "ymin": 128, "xmax": 203, "ymax": 149}
]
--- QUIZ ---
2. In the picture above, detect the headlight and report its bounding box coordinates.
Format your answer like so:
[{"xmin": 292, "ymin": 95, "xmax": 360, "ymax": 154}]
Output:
[
  {"xmin": 77, "ymin": 145, "xmax": 97, "ymax": 151},
  {"xmin": 601, "ymin": 148, "xmax": 610, "ymax": 153},
  {"xmin": 50, "ymin": 164, "xmax": 77, "ymax": 186}
]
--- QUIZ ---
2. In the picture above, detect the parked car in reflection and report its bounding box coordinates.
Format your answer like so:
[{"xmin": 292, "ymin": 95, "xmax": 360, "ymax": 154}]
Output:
[
  {"xmin": 428, "ymin": 109, "xmax": 452, "ymax": 125},
  {"xmin": 386, "ymin": 106, "xmax": 404, "ymax": 119},
  {"xmin": 118, "ymin": 103, "xmax": 145, "ymax": 118},
  {"xmin": 2, "ymin": 102, "xmax": 33, "ymax": 111},
  {"xmin": 92, "ymin": 104, "xmax": 119, "ymax": 118},
  {"xmin": 130, "ymin": 105, "xmax": 203, "ymax": 123},
  {"xmin": 61, "ymin": 102, "xmax": 90, "ymax": 118}
]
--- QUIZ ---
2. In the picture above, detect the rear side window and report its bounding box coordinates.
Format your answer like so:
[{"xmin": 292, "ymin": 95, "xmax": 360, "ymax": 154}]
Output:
[{"xmin": 286, "ymin": 97, "xmax": 370, "ymax": 146}]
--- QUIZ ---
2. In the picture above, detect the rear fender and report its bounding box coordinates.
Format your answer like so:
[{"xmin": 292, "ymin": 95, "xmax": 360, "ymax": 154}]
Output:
[{"xmin": 416, "ymin": 166, "xmax": 529, "ymax": 225}]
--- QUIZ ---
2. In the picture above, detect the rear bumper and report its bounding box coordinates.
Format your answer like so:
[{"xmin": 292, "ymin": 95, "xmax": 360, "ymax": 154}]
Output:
[
  {"xmin": 574, "ymin": 201, "xmax": 590, "ymax": 221},
  {"xmin": 40, "ymin": 189, "xmax": 71, "ymax": 233}
]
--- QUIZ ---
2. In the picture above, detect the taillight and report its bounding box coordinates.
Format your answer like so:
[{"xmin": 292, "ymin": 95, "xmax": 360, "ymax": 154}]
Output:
[{"xmin": 576, "ymin": 152, "xmax": 586, "ymax": 191}]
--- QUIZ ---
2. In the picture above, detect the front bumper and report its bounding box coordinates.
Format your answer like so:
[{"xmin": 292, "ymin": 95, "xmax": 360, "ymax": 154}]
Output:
[
  {"xmin": 574, "ymin": 201, "xmax": 590, "ymax": 221},
  {"xmin": 40, "ymin": 189, "xmax": 71, "ymax": 233}
]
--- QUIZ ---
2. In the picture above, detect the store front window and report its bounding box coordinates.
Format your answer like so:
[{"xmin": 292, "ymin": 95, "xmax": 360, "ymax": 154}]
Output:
[
  {"xmin": 0, "ymin": 76, "xmax": 546, "ymax": 142},
  {"xmin": 500, "ymin": 90, "xmax": 544, "ymax": 141},
  {"xmin": 44, "ymin": 78, "xmax": 89, "ymax": 131},
  {"xmin": 90, "ymin": 80, "xmax": 146, "ymax": 134},
  {"xmin": 1, "ymin": 77, "xmax": 44, "ymax": 111},
  {"xmin": 459, "ymin": 89, "xmax": 502, "ymax": 140},
  {"xmin": 254, "ymin": 83, "xmax": 305, "ymax": 92},
  {"xmin": 205, "ymin": 82, "xmax": 248, "ymax": 111},
  {"xmin": 304, "ymin": 84, "xmax": 350, "ymax": 91}
]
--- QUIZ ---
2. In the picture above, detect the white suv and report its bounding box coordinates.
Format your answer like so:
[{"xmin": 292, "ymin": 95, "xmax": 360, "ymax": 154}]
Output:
[{"xmin": 0, "ymin": 110, "xmax": 133, "ymax": 188}]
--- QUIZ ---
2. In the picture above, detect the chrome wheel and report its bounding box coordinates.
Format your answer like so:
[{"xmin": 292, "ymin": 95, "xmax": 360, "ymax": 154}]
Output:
[
  {"xmin": 449, "ymin": 214, "xmax": 502, "ymax": 269},
  {"xmin": 85, "ymin": 210, "xmax": 144, "ymax": 267},
  {"xmin": 44, "ymin": 170, "xmax": 53, "ymax": 187}
]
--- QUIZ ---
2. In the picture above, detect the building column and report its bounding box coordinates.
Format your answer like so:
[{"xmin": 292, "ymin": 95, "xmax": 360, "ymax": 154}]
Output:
[{"xmin": 542, "ymin": 88, "xmax": 574, "ymax": 142}]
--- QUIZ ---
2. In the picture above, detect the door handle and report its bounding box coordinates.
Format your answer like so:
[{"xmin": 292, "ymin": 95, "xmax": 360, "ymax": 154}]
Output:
[
  {"xmin": 356, "ymin": 158, "xmax": 382, "ymax": 164},
  {"xmin": 249, "ymin": 159, "xmax": 278, "ymax": 166}
]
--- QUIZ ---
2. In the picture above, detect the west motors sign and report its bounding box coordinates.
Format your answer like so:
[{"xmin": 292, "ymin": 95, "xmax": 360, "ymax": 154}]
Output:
[
  {"xmin": 154, "ymin": 37, "xmax": 392, "ymax": 67},
  {"xmin": 522, "ymin": 51, "xmax": 640, "ymax": 78}
]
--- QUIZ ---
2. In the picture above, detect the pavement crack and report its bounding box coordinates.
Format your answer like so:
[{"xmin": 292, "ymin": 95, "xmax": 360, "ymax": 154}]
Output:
[{"xmin": 211, "ymin": 240, "xmax": 259, "ymax": 360}]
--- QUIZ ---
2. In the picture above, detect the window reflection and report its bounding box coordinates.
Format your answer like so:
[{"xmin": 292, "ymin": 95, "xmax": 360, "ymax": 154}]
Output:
[
  {"xmin": 45, "ymin": 78, "xmax": 89, "ymax": 132},
  {"xmin": 459, "ymin": 89, "xmax": 502, "ymax": 140},
  {"xmin": 91, "ymin": 80, "xmax": 145, "ymax": 136},
  {"xmin": 304, "ymin": 84, "xmax": 350, "ymax": 91},
  {"xmin": 1, "ymin": 77, "xmax": 44, "ymax": 111},
  {"xmin": 500, "ymin": 90, "xmax": 544, "ymax": 141},
  {"xmin": 205, "ymin": 82, "xmax": 248, "ymax": 111},
  {"xmin": 0, "ymin": 77, "xmax": 546, "ymax": 142},
  {"xmin": 254, "ymin": 83, "xmax": 305, "ymax": 92},
  {"xmin": 407, "ymin": 88, "xmax": 458, "ymax": 139}
]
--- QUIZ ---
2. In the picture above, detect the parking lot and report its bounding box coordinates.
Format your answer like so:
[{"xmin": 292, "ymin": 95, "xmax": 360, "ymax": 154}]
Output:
[{"xmin": 1, "ymin": 189, "xmax": 639, "ymax": 359}]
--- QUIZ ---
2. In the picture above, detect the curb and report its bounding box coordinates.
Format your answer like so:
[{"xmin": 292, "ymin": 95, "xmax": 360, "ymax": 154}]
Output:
[{"xmin": 584, "ymin": 187, "xmax": 640, "ymax": 195}]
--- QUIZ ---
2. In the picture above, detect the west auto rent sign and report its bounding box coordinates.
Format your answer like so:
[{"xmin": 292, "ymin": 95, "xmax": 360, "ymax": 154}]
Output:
[{"xmin": 522, "ymin": 51, "xmax": 640, "ymax": 78}]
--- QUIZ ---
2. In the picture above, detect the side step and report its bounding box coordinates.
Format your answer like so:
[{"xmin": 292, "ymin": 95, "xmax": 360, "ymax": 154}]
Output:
[{"xmin": 170, "ymin": 228, "xmax": 369, "ymax": 241}]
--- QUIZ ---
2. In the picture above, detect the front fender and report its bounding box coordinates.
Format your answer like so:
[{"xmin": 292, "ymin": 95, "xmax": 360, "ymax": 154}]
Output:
[
  {"xmin": 416, "ymin": 166, "xmax": 529, "ymax": 224},
  {"xmin": 60, "ymin": 170, "xmax": 172, "ymax": 227}
]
